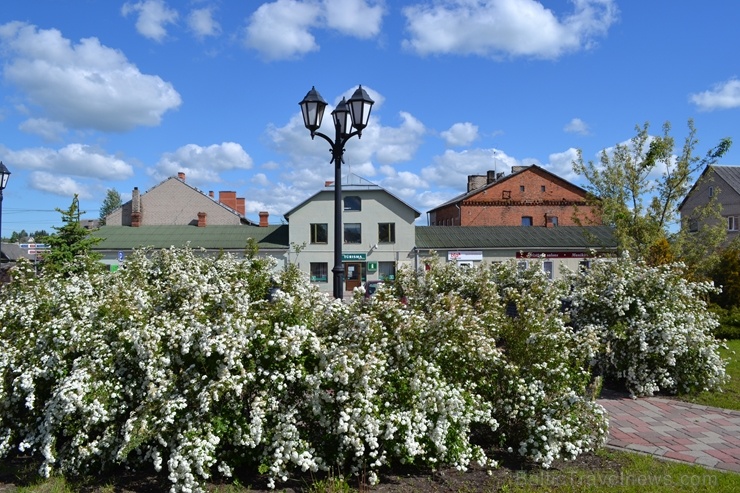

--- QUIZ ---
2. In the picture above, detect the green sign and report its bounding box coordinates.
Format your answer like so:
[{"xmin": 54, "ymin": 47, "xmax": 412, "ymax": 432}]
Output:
[
  {"xmin": 342, "ymin": 253, "xmax": 366, "ymax": 261},
  {"xmin": 367, "ymin": 261, "xmax": 378, "ymax": 272}
]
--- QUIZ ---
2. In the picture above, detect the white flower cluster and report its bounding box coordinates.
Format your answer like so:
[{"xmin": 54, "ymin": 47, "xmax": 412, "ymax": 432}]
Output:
[
  {"xmin": 0, "ymin": 248, "xmax": 723, "ymax": 491},
  {"xmin": 566, "ymin": 253, "xmax": 729, "ymax": 397}
]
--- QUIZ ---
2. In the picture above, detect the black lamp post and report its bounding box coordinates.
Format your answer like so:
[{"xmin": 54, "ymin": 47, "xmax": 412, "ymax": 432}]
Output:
[
  {"xmin": 299, "ymin": 86, "xmax": 374, "ymax": 299},
  {"xmin": 0, "ymin": 161, "xmax": 10, "ymax": 255}
]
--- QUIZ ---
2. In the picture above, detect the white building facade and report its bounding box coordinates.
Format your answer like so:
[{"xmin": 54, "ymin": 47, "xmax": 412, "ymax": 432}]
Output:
[{"xmin": 285, "ymin": 174, "xmax": 420, "ymax": 294}]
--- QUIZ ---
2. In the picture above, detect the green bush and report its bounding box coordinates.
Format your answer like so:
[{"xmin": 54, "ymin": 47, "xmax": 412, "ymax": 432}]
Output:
[{"xmin": 0, "ymin": 248, "xmax": 728, "ymax": 492}]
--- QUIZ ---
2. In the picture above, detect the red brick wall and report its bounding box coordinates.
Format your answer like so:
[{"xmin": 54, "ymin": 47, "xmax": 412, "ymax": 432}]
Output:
[{"xmin": 431, "ymin": 167, "xmax": 602, "ymax": 226}]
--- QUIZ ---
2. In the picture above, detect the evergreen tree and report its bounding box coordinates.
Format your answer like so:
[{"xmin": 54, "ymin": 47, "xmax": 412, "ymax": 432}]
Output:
[
  {"xmin": 42, "ymin": 195, "xmax": 103, "ymax": 275},
  {"xmin": 99, "ymin": 188, "xmax": 122, "ymax": 225}
]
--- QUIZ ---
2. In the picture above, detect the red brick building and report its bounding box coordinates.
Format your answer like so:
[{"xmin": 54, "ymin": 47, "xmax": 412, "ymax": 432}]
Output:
[{"xmin": 427, "ymin": 165, "xmax": 601, "ymax": 227}]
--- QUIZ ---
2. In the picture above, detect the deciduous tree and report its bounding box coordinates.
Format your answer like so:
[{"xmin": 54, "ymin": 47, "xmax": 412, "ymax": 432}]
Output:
[
  {"xmin": 99, "ymin": 188, "xmax": 122, "ymax": 225},
  {"xmin": 573, "ymin": 119, "xmax": 731, "ymax": 261}
]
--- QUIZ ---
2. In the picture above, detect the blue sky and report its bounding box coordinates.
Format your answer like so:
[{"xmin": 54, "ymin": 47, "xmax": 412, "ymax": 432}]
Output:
[{"xmin": 0, "ymin": 0, "xmax": 738, "ymax": 234}]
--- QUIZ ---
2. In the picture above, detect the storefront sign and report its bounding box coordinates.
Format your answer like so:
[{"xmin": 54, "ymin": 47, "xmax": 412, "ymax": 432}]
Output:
[
  {"xmin": 447, "ymin": 251, "xmax": 483, "ymax": 261},
  {"xmin": 515, "ymin": 252, "xmax": 590, "ymax": 258},
  {"xmin": 342, "ymin": 253, "xmax": 366, "ymax": 261}
]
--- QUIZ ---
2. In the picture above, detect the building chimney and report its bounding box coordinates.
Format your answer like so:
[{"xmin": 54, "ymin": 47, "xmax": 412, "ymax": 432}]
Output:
[
  {"xmin": 487, "ymin": 170, "xmax": 497, "ymax": 184},
  {"xmin": 131, "ymin": 187, "xmax": 141, "ymax": 227},
  {"xmin": 218, "ymin": 191, "xmax": 237, "ymax": 211},
  {"xmin": 197, "ymin": 212, "xmax": 207, "ymax": 227},
  {"xmin": 209, "ymin": 191, "xmax": 214, "ymax": 198},
  {"xmin": 177, "ymin": 171, "xmax": 186, "ymax": 181},
  {"xmin": 236, "ymin": 198, "xmax": 246, "ymax": 216},
  {"xmin": 325, "ymin": 181, "xmax": 334, "ymax": 187},
  {"xmin": 259, "ymin": 211, "xmax": 269, "ymax": 227},
  {"xmin": 467, "ymin": 175, "xmax": 487, "ymax": 192}
]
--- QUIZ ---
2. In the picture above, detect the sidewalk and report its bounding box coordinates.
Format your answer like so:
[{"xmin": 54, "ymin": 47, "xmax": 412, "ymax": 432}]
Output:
[{"xmin": 597, "ymin": 390, "xmax": 740, "ymax": 473}]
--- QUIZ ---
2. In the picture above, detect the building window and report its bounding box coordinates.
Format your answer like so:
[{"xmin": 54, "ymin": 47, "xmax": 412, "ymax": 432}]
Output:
[
  {"xmin": 729, "ymin": 216, "xmax": 738, "ymax": 231},
  {"xmin": 344, "ymin": 223, "xmax": 361, "ymax": 243},
  {"xmin": 548, "ymin": 216, "xmax": 559, "ymax": 226},
  {"xmin": 543, "ymin": 261, "xmax": 554, "ymax": 280},
  {"xmin": 579, "ymin": 260, "xmax": 591, "ymax": 271},
  {"xmin": 344, "ymin": 196, "xmax": 361, "ymax": 211},
  {"xmin": 379, "ymin": 261, "xmax": 396, "ymax": 280},
  {"xmin": 520, "ymin": 185, "xmax": 525, "ymax": 192},
  {"xmin": 378, "ymin": 223, "xmax": 395, "ymax": 243},
  {"xmin": 541, "ymin": 185, "xmax": 546, "ymax": 192},
  {"xmin": 688, "ymin": 218, "xmax": 699, "ymax": 232},
  {"xmin": 310, "ymin": 223, "xmax": 328, "ymax": 243},
  {"xmin": 517, "ymin": 261, "xmax": 528, "ymax": 270},
  {"xmin": 709, "ymin": 186, "xmax": 714, "ymax": 197},
  {"xmin": 310, "ymin": 263, "xmax": 328, "ymax": 283},
  {"xmin": 521, "ymin": 216, "xmax": 533, "ymax": 226}
]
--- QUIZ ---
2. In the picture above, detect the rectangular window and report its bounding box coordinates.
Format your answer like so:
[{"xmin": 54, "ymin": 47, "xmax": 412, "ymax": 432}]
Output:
[
  {"xmin": 729, "ymin": 216, "xmax": 738, "ymax": 231},
  {"xmin": 688, "ymin": 218, "xmax": 699, "ymax": 232},
  {"xmin": 310, "ymin": 263, "xmax": 328, "ymax": 283},
  {"xmin": 518, "ymin": 261, "xmax": 528, "ymax": 270},
  {"xmin": 521, "ymin": 216, "xmax": 533, "ymax": 226},
  {"xmin": 579, "ymin": 260, "xmax": 591, "ymax": 271},
  {"xmin": 541, "ymin": 185, "xmax": 546, "ymax": 192},
  {"xmin": 379, "ymin": 261, "xmax": 396, "ymax": 280},
  {"xmin": 344, "ymin": 196, "xmax": 361, "ymax": 211},
  {"xmin": 709, "ymin": 186, "xmax": 714, "ymax": 197},
  {"xmin": 543, "ymin": 261, "xmax": 554, "ymax": 280},
  {"xmin": 548, "ymin": 216, "xmax": 558, "ymax": 226},
  {"xmin": 520, "ymin": 185, "xmax": 525, "ymax": 192},
  {"xmin": 310, "ymin": 223, "xmax": 328, "ymax": 243},
  {"xmin": 378, "ymin": 222, "xmax": 395, "ymax": 243},
  {"xmin": 344, "ymin": 223, "xmax": 361, "ymax": 243}
]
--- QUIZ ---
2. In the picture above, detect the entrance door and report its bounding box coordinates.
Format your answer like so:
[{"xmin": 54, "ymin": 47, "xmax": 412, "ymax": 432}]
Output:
[{"xmin": 345, "ymin": 262, "xmax": 362, "ymax": 291}]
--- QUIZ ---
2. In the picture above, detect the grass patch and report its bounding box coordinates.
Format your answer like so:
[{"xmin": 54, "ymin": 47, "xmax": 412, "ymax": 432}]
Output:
[
  {"xmin": 679, "ymin": 339, "xmax": 740, "ymax": 411},
  {"xmin": 498, "ymin": 449, "xmax": 740, "ymax": 492}
]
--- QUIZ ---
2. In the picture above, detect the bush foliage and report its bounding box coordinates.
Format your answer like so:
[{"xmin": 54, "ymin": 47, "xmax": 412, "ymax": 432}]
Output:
[{"xmin": 0, "ymin": 248, "xmax": 728, "ymax": 492}]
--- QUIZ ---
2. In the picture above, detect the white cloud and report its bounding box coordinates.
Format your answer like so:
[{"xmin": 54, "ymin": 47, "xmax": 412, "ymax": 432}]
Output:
[
  {"xmin": 690, "ymin": 78, "xmax": 740, "ymax": 111},
  {"xmin": 244, "ymin": 0, "xmax": 385, "ymax": 60},
  {"xmin": 4, "ymin": 144, "xmax": 134, "ymax": 180},
  {"xmin": 29, "ymin": 171, "xmax": 92, "ymax": 198},
  {"xmin": 0, "ymin": 22, "xmax": 182, "ymax": 132},
  {"xmin": 188, "ymin": 7, "xmax": 221, "ymax": 39},
  {"xmin": 545, "ymin": 147, "xmax": 580, "ymax": 181},
  {"xmin": 150, "ymin": 142, "xmax": 254, "ymax": 183},
  {"xmin": 121, "ymin": 0, "xmax": 179, "ymax": 42},
  {"xmin": 244, "ymin": 0, "xmax": 322, "ymax": 60},
  {"xmin": 441, "ymin": 122, "xmax": 479, "ymax": 146},
  {"xmin": 18, "ymin": 118, "xmax": 66, "ymax": 142},
  {"xmin": 564, "ymin": 117, "xmax": 590, "ymax": 135},
  {"xmin": 421, "ymin": 148, "xmax": 509, "ymax": 189},
  {"xmin": 402, "ymin": 0, "xmax": 618, "ymax": 58},
  {"xmin": 323, "ymin": 0, "xmax": 385, "ymax": 38}
]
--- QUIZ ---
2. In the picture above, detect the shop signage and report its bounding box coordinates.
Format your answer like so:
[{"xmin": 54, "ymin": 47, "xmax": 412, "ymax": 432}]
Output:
[
  {"xmin": 447, "ymin": 251, "xmax": 483, "ymax": 261},
  {"xmin": 342, "ymin": 253, "xmax": 366, "ymax": 261}
]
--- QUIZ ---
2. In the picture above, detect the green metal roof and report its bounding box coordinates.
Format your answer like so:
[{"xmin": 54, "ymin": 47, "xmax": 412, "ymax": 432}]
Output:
[
  {"xmin": 92, "ymin": 225, "xmax": 289, "ymax": 251},
  {"xmin": 415, "ymin": 226, "xmax": 617, "ymax": 250}
]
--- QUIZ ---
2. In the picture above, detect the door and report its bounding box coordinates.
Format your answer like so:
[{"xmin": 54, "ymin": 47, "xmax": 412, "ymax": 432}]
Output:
[{"xmin": 345, "ymin": 262, "xmax": 362, "ymax": 291}]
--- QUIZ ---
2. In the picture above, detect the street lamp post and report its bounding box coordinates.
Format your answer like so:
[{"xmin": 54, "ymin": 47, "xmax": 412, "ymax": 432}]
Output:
[
  {"xmin": 0, "ymin": 161, "xmax": 11, "ymax": 259},
  {"xmin": 299, "ymin": 86, "xmax": 374, "ymax": 299}
]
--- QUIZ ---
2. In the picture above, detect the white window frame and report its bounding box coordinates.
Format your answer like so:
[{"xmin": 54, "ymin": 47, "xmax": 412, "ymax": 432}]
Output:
[{"xmin": 729, "ymin": 216, "xmax": 738, "ymax": 231}]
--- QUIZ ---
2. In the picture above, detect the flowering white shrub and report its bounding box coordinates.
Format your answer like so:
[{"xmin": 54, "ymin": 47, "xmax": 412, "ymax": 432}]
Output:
[
  {"xmin": 0, "ymin": 248, "xmax": 615, "ymax": 492},
  {"xmin": 565, "ymin": 254, "xmax": 729, "ymax": 397}
]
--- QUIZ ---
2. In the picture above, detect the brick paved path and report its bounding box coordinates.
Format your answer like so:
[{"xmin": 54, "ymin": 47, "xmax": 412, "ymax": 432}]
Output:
[{"xmin": 597, "ymin": 391, "xmax": 740, "ymax": 473}]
